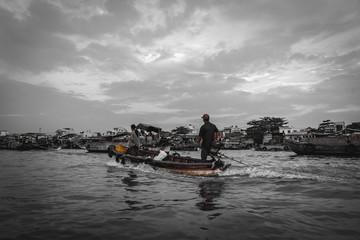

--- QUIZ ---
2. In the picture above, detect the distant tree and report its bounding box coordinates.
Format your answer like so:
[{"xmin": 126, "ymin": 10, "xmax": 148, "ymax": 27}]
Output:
[
  {"xmin": 318, "ymin": 120, "xmax": 335, "ymax": 132},
  {"xmin": 171, "ymin": 126, "xmax": 191, "ymax": 135},
  {"xmin": 246, "ymin": 117, "xmax": 288, "ymax": 144}
]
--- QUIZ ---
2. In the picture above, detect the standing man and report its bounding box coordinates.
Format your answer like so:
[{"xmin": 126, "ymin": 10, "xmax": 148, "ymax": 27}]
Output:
[
  {"xmin": 198, "ymin": 114, "xmax": 219, "ymax": 163},
  {"xmin": 128, "ymin": 124, "xmax": 140, "ymax": 149}
]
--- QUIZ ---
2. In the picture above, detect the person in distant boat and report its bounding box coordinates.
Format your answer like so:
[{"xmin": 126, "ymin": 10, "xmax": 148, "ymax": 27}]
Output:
[
  {"xmin": 146, "ymin": 132, "xmax": 153, "ymax": 146},
  {"xmin": 139, "ymin": 130, "xmax": 146, "ymax": 145},
  {"xmin": 128, "ymin": 124, "xmax": 140, "ymax": 148},
  {"xmin": 198, "ymin": 114, "xmax": 219, "ymax": 163}
]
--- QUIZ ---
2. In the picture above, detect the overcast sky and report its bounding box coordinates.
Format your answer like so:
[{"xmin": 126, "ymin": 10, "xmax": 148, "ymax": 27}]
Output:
[{"xmin": 0, "ymin": 0, "xmax": 359, "ymax": 133}]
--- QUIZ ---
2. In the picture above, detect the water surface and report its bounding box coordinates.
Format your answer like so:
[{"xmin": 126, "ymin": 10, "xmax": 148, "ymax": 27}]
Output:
[{"xmin": 1, "ymin": 149, "xmax": 359, "ymax": 239}]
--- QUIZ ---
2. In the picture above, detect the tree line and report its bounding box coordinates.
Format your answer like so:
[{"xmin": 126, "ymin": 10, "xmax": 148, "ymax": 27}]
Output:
[{"xmin": 171, "ymin": 117, "xmax": 360, "ymax": 145}]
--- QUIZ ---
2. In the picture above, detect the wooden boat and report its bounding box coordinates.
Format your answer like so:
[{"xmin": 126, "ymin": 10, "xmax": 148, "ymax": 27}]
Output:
[
  {"xmin": 170, "ymin": 143, "xmax": 198, "ymax": 151},
  {"xmin": 284, "ymin": 134, "xmax": 360, "ymax": 156},
  {"xmin": 255, "ymin": 144, "xmax": 290, "ymax": 151},
  {"xmin": 107, "ymin": 145, "xmax": 231, "ymax": 176},
  {"xmin": 170, "ymin": 134, "xmax": 198, "ymax": 151},
  {"xmin": 0, "ymin": 134, "xmax": 51, "ymax": 150},
  {"xmin": 0, "ymin": 141, "xmax": 48, "ymax": 150},
  {"xmin": 86, "ymin": 134, "xmax": 129, "ymax": 153}
]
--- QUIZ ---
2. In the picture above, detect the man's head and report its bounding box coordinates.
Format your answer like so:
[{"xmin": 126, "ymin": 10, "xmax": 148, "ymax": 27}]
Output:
[
  {"xmin": 131, "ymin": 124, "xmax": 136, "ymax": 130},
  {"xmin": 201, "ymin": 114, "xmax": 210, "ymax": 122}
]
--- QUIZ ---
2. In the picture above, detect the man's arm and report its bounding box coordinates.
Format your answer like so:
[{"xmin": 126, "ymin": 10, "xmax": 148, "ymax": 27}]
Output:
[
  {"xmin": 198, "ymin": 125, "xmax": 204, "ymax": 147},
  {"xmin": 198, "ymin": 136, "xmax": 203, "ymax": 147}
]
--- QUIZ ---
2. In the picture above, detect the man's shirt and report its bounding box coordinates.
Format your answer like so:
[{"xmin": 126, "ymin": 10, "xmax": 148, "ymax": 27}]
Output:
[{"xmin": 199, "ymin": 122, "xmax": 219, "ymax": 150}]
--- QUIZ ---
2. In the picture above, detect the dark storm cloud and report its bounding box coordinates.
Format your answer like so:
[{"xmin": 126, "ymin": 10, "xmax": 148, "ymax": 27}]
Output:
[
  {"xmin": 0, "ymin": 3, "xmax": 85, "ymax": 73},
  {"xmin": 0, "ymin": 77, "xmax": 121, "ymax": 132},
  {"xmin": 0, "ymin": 0, "xmax": 359, "ymax": 132},
  {"xmin": 0, "ymin": 0, "xmax": 139, "ymax": 74}
]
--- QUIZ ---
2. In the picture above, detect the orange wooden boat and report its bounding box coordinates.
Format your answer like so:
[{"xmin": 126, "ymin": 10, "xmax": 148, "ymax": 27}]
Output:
[{"xmin": 107, "ymin": 145, "xmax": 231, "ymax": 176}]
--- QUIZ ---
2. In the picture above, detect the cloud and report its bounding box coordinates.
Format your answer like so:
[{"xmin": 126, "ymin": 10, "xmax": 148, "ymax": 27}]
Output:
[
  {"xmin": 327, "ymin": 105, "xmax": 360, "ymax": 113},
  {"xmin": 0, "ymin": 0, "xmax": 359, "ymax": 132},
  {"xmin": 0, "ymin": 0, "xmax": 31, "ymax": 19},
  {"xmin": 291, "ymin": 28, "xmax": 360, "ymax": 57},
  {"xmin": 0, "ymin": 78, "xmax": 124, "ymax": 132},
  {"xmin": 0, "ymin": 2, "xmax": 86, "ymax": 74}
]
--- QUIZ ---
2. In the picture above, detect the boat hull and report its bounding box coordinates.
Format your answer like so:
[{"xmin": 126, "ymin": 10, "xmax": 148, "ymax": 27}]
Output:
[
  {"xmin": 87, "ymin": 141, "xmax": 116, "ymax": 153},
  {"xmin": 0, "ymin": 140, "xmax": 49, "ymax": 150},
  {"xmin": 158, "ymin": 167, "xmax": 222, "ymax": 176},
  {"xmin": 285, "ymin": 136, "xmax": 360, "ymax": 156}
]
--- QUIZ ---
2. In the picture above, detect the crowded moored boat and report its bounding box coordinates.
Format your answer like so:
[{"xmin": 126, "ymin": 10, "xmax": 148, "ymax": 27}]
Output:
[
  {"xmin": 285, "ymin": 133, "xmax": 360, "ymax": 156},
  {"xmin": 1, "ymin": 119, "xmax": 360, "ymax": 158}
]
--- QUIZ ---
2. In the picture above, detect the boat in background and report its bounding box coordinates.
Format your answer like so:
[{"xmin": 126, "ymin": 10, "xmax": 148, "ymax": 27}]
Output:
[
  {"xmin": 285, "ymin": 134, "xmax": 360, "ymax": 156},
  {"xmin": 255, "ymin": 144, "xmax": 290, "ymax": 151},
  {"xmin": 170, "ymin": 134, "xmax": 198, "ymax": 151},
  {"xmin": 86, "ymin": 134, "xmax": 129, "ymax": 153},
  {"xmin": 85, "ymin": 127, "xmax": 130, "ymax": 153},
  {"xmin": 0, "ymin": 133, "xmax": 55, "ymax": 150}
]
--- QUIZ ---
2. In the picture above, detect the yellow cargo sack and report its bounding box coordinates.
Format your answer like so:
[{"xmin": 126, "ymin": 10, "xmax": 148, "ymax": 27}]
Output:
[{"xmin": 115, "ymin": 144, "xmax": 128, "ymax": 153}]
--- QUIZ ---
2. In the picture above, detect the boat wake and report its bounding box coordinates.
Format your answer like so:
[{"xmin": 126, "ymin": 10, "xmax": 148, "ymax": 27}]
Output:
[
  {"xmin": 218, "ymin": 165, "xmax": 333, "ymax": 181},
  {"xmin": 106, "ymin": 160, "xmax": 158, "ymax": 174},
  {"xmin": 106, "ymin": 159, "xmax": 352, "ymax": 183}
]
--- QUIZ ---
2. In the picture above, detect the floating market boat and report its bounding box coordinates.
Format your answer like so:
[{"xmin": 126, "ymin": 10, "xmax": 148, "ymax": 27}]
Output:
[
  {"xmin": 0, "ymin": 141, "xmax": 48, "ymax": 150},
  {"xmin": 86, "ymin": 135, "xmax": 128, "ymax": 153},
  {"xmin": 0, "ymin": 133, "xmax": 52, "ymax": 150},
  {"xmin": 107, "ymin": 145, "xmax": 231, "ymax": 176},
  {"xmin": 284, "ymin": 134, "xmax": 360, "ymax": 156},
  {"xmin": 170, "ymin": 142, "xmax": 198, "ymax": 151},
  {"xmin": 170, "ymin": 134, "xmax": 199, "ymax": 151}
]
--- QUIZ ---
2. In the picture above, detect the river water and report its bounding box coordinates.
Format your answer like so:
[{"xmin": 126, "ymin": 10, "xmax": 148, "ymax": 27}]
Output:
[{"xmin": 0, "ymin": 149, "xmax": 359, "ymax": 240}]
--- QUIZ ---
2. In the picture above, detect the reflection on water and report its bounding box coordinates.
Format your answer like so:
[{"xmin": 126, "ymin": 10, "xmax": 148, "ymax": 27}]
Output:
[
  {"xmin": 196, "ymin": 180, "xmax": 225, "ymax": 211},
  {"xmin": 121, "ymin": 171, "xmax": 138, "ymax": 188},
  {"xmin": 121, "ymin": 171, "xmax": 140, "ymax": 210}
]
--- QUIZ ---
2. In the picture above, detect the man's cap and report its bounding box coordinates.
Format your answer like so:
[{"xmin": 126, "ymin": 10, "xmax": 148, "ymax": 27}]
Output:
[{"xmin": 201, "ymin": 114, "xmax": 210, "ymax": 120}]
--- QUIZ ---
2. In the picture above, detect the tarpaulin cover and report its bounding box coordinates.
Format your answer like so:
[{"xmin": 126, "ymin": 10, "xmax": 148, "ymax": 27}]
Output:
[{"xmin": 136, "ymin": 123, "xmax": 162, "ymax": 133}]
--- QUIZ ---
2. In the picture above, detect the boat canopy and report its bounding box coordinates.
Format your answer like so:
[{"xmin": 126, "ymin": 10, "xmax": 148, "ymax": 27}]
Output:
[{"xmin": 137, "ymin": 123, "xmax": 162, "ymax": 133}]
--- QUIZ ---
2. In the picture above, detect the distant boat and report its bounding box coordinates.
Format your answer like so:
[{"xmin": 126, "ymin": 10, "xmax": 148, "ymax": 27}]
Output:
[
  {"xmin": 255, "ymin": 144, "xmax": 290, "ymax": 151},
  {"xmin": 284, "ymin": 134, "xmax": 360, "ymax": 156},
  {"xmin": 86, "ymin": 134, "xmax": 129, "ymax": 153},
  {"xmin": 0, "ymin": 133, "xmax": 52, "ymax": 150},
  {"xmin": 170, "ymin": 143, "xmax": 198, "ymax": 151},
  {"xmin": 170, "ymin": 134, "xmax": 198, "ymax": 151}
]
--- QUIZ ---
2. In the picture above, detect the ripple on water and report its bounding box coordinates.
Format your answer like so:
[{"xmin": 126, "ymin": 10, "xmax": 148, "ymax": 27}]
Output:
[{"xmin": 0, "ymin": 149, "xmax": 359, "ymax": 240}]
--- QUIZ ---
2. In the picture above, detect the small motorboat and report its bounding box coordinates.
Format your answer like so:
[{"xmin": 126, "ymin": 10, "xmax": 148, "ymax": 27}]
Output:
[{"xmin": 107, "ymin": 145, "xmax": 231, "ymax": 176}]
